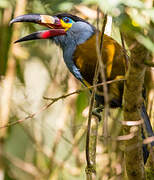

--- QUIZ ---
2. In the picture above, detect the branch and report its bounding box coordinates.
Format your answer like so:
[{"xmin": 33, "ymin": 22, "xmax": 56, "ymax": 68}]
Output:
[{"xmin": 123, "ymin": 35, "xmax": 147, "ymax": 179}]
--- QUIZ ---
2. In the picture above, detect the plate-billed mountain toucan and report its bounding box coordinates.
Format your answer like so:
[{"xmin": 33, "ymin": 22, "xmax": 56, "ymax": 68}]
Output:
[{"xmin": 10, "ymin": 13, "xmax": 154, "ymax": 163}]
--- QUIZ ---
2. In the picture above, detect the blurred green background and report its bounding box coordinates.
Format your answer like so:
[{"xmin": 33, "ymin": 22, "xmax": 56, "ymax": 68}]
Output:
[{"xmin": 0, "ymin": 0, "xmax": 154, "ymax": 179}]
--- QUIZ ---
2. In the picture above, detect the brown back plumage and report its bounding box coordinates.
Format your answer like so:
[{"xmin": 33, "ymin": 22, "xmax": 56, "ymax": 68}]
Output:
[{"xmin": 73, "ymin": 33, "xmax": 126, "ymax": 107}]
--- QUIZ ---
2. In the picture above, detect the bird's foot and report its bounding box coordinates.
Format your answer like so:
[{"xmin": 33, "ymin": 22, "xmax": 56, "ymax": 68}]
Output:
[{"xmin": 92, "ymin": 105, "xmax": 104, "ymax": 121}]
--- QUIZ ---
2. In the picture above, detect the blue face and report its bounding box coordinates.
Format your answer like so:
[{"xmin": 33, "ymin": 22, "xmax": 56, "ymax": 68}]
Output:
[{"xmin": 62, "ymin": 17, "xmax": 74, "ymax": 24}]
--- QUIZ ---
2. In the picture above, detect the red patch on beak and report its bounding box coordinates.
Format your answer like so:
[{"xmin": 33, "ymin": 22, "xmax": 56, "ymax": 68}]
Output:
[{"xmin": 40, "ymin": 29, "xmax": 66, "ymax": 39}]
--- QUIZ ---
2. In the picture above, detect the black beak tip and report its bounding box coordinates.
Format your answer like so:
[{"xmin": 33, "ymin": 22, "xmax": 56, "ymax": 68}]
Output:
[
  {"xmin": 13, "ymin": 38, "xmax": 26, "ymax": 44},
  {"xmin": 14, "ymin": 40, "xmax": 19, "ymax": 44},
  {"xmin": 9, "ymin": 19, "xmax": 15, "ymax": 26},
  {"xmin": 9, "ymin": 18, "xmax": 20, "ymax": 26}
]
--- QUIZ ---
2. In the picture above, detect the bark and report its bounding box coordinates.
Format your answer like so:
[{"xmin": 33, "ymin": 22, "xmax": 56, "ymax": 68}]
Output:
[{"xmin": 123, "ymin": 37, "xmax": 147, "ymax": 180}]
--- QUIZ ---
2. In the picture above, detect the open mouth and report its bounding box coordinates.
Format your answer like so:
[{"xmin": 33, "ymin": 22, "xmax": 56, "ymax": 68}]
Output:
[{"xmin": 10, "ymin": 14, "xmax": 66, "ymax": 43}]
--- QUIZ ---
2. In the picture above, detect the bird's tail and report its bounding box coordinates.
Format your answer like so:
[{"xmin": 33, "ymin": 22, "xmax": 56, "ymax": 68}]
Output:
[
  {"xmin": 141, "ymin": 103, "xmax": 154, "ymax": 143},
  {"xmin": 141, "ymin": 103, "xmax": 154, "ymax": 163}
]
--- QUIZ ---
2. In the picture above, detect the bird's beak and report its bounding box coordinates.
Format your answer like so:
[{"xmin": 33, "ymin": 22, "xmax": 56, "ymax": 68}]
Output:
[{"xmin": 10, "ymin": 14, "xmax": 66, "ymax": 43}]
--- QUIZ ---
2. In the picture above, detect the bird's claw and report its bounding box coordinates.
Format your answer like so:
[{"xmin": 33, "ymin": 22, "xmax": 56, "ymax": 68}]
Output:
[{"xmin": 92, "ymin": 105, "xmax": 104, "ymax": 121}]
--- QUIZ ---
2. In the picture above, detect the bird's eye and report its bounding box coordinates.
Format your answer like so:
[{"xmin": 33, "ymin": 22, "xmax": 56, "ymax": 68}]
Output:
[{"xmin": 63, "ymin": 17, "xmax": 72, "ymax": 23}]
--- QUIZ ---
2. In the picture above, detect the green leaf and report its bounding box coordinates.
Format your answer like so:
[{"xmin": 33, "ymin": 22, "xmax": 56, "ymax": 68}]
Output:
[
  {"xmin": 123, "ymin": 0, "xmax": 144, "ymax": 8},
  {"xmin": 58, "ymin": 2, "xmax": 73, "ymax": 11},
  {"xmin": 98, "ymin": 0, "xmax": 122, "ymax": 13},
  {"xmin": 142, "ymin": 8, "xmax": 154, "ymax": 23},
  {"xmin": 136, "ymin": 34, "xmax": 154, "ymax": 53},
  {"xmin": 0, "ymin": 0, "xmax": 9, "ymax": 8}
]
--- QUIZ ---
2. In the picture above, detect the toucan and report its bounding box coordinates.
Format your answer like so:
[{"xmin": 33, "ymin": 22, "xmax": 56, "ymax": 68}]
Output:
[{"xmin": 10, "ymin": 13, "xmax": 154, "ymax": 163}]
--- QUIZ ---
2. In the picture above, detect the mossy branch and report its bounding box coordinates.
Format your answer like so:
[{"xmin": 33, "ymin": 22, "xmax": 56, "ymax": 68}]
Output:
[{"xmin": 123, "ymin": 36, "xmax": 148, "ymax": 180}]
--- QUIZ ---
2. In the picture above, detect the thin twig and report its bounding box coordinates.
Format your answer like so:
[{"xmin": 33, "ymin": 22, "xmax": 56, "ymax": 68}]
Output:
[
  {"xmin": 43, "ymin": 90, "xmax": 81, "ymax": 100},
  {"xmin": 85, "ymin": 91, "xmax": 96, "ymax": 167},
  {"xmin": 96, "ymin": 10, "xmax": 109, "ymax": 144},
  {"xmin": 100, "ymin": 14, "xmax": 107, "ymax": 50},
  {"xmin": 120, "ymin": 31, "xmax": 129, "ymax": 70},
  {"xmin": 44, "ymin": 78, "xmax": 125, "ymax": 100},
  {"xmin": 0, "ymin": 79, "xmax": 125, "ymax": 130},
  {"xmin": 85, "ymin": 8, "xmax": 102, "ymax": 179},
  {"xmin": 3, "ymin": 152, "xmax": 44, "ymax": 178}
]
